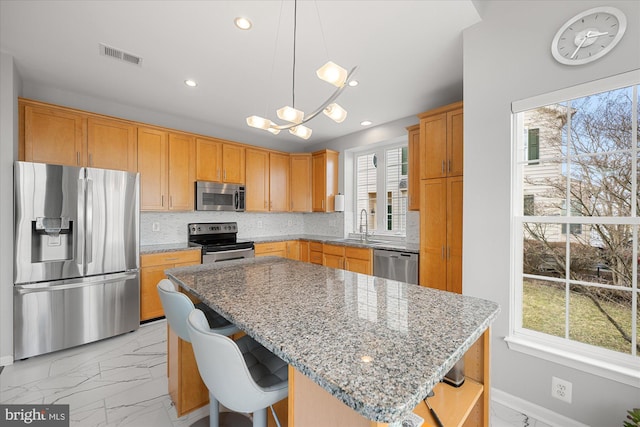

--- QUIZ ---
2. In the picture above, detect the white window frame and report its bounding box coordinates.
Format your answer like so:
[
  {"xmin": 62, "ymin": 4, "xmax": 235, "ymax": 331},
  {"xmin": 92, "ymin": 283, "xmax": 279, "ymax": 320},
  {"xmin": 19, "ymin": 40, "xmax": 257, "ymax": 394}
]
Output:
[
  {"xmin": 352, "ymin": 139, "xmax": 408, "ymax": 238},
  {"xmin": 508, "ymin": 69, "xmax": 640, "ymax": 387}
]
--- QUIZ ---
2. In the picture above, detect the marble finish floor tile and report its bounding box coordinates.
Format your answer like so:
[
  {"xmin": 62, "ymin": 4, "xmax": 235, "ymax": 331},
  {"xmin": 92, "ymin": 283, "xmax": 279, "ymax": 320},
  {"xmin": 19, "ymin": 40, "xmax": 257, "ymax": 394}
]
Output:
[{"xmin": 1, "ymin": 318, "xmax": 549, "ymax": 427}]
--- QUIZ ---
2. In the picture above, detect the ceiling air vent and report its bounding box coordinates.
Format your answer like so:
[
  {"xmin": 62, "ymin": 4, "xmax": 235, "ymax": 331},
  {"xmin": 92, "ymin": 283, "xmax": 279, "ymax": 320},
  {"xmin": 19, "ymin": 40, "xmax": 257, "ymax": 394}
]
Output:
[{"xmin": 99, "ymin": 43, "xmax": 142, "ymax": 66}]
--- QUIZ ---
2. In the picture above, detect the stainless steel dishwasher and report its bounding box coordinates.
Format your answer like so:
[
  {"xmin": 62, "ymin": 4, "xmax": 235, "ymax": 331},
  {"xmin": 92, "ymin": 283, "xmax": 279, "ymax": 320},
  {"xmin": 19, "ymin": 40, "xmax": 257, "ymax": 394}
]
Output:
[{"xmin": 373, "ymin": 249, "xmax": 419, "ymax": 284}]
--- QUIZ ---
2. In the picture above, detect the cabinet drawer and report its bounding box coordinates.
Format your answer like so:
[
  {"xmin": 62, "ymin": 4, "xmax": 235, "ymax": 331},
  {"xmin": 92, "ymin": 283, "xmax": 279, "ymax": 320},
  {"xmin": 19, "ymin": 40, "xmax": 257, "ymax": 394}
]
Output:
[
  {"xmin": 255, "ymin": 241, "xmax": 287, "ymax": 255},
  {"xmin": 141, "ymin": 250, "xmax": 201, "ymax": 268},
  {"xmin": 309, "ymin": 242, "xmax": 323, "ymax": 252},
  {"xmin": 310, "ymin": 251, "xmax": 323, "ymax": 265},
  {"xmin": 345, "ymin": 247, "xmax": 371, "ymax": 261},
  {"xmin": 323, "ymin": 244, "xmax": 345, "ymax": 256}
]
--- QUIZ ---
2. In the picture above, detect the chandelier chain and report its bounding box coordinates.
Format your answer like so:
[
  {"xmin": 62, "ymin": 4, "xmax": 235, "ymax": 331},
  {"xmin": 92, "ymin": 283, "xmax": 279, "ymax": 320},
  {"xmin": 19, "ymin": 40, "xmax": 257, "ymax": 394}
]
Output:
[{"xmin": 292, "ymin": 0, "xmax": 297, "ymax": 109}]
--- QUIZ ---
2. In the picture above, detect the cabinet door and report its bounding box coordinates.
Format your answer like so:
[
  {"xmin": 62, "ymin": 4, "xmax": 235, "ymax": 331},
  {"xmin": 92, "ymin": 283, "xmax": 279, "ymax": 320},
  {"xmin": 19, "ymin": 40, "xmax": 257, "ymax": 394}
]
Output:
[
  {"xmin": 245, "ymin": 149, "xmax": 269, "ymax": 211},
  {"xmin": 420, "ymin": 179, "xmax": 447, "ymax": 290},
  {"xmin": 255, "ymin": 242, "xmax": 287, "ymax": 257},
  {"xmin": 323, "ymin": 253, "xmax": 344, "ymax": 269},
  {"xmin": 420, "ymin": 113, "xmax": 447, "ymax": 180},
  {"xmin": 270, "ymin": 152, "xmax": 290, "ymax": 211},
  {"xmin": 286, "ymin": 240, "xmax": 300, "ymax": 260},
  {"xmin": 87, "ymin": 117, "xmax": 137, "ymax": 172},
  {"xmin": 447, "ymin": 109, "xmax": 464, "ymax": 177},
  {"xmin": 447, "ymin": 176, "xmax": 463, "ymax": 294},
  {"xmin": 168, "ymin": 133, "xmax": 195, "ymax": 211},
  {"xmin": 140, "ymin": 264, "xmax": 168, "ymax": 321},
  {"xmin": 312, "ymin": 150, "xmax": 338, "ymax": 212},
  {"xmin": 407, "ymin": 125, "xmax": 420, "ymax": 211},
  {"xmin": 345, "ymin": 258, "xmax": 371, "ymax": 275},
  {"xmin": 312, "ymin": 153, "xmax": 327, "ymax": 212},
  {"xmin": 196, "ymin": 137, "xmax": 221, "ymax": 182},
  {"xmin": 299, "ymin": 241, "xmax": 310, "ymax": 262},
  {"xmin": 24, "ymin": 104, "xmax": 85, "ymax": 167},
  {"xmin": 290, "ymin": 154, "xmax": 312, "ymax": 212},
  {"xmin": 138, "ymin": 127, "xmax": 168, "ymax": 211},
  {"xmin": 222, "ymin": 144, "xmax": 245, "ymax": 184}
]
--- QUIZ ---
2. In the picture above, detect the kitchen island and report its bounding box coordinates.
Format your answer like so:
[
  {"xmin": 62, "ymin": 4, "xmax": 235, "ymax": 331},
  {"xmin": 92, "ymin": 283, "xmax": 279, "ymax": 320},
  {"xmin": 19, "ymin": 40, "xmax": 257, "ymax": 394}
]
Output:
[{"xmin": 166, "ymin": 257, "xmax": 499, "ymax": 426}]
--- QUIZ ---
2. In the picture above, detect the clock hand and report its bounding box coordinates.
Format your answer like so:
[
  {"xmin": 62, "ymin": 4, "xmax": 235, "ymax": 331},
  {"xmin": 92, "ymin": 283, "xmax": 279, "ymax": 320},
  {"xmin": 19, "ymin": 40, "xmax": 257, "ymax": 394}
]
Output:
[
  {"xmin": 570, "ymin": 32, "xmax": 590, "ymax": 59},
  {"xmin": 585, "ymin": 31, "xmax": 609, "ymax": 38}
]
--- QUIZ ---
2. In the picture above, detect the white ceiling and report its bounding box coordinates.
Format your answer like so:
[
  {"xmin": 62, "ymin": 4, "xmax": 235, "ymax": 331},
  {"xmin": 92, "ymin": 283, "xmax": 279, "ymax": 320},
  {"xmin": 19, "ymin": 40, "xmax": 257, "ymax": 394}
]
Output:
[{"xmin": 0, "ymin": 1, "xmax": 481, "ymax": 149}]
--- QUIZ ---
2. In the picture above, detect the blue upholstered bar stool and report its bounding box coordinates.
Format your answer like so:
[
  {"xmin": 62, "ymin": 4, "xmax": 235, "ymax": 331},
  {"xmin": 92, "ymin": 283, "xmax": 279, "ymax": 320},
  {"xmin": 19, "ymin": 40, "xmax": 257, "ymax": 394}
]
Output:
[
  {"xmin": 187, "ymin": 308, "xmax": 289, "ymax": 427},
  {"xmin": 157, "ymin": 279, "xmax": 246, "ymax": 427}
]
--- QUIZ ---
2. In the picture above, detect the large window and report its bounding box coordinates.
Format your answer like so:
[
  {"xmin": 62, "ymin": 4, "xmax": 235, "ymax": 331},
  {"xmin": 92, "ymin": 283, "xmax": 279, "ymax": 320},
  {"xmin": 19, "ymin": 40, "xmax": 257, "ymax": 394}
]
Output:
[
  {"xmin": 355, "ymin": 144, "xmax": 408, "ymax": 236},
  {"xmin": 511, "ymin": 75, "xmax": 639, "ymax": 380}
]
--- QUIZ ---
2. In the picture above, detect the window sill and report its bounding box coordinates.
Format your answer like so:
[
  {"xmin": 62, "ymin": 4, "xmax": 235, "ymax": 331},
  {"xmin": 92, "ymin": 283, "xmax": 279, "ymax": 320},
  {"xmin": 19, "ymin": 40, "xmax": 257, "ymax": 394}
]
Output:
[{"xmin": 504, "ymin": 334, "xmax": 640, "ymax": 387}]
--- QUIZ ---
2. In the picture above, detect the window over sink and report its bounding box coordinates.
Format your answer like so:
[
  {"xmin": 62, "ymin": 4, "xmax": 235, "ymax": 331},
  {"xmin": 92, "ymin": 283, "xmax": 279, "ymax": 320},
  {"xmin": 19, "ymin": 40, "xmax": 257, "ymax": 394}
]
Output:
[{"xmin": 354, "ymin": 142, "xmax": 408, "ymax": 237}]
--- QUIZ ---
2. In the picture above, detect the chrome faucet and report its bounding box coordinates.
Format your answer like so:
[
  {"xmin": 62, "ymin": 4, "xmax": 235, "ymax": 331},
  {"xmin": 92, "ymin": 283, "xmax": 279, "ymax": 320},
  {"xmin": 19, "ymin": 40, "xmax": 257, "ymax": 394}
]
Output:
[{"xmin": 359, "ymin": 209, "xmax": 368, "ymax": 242}]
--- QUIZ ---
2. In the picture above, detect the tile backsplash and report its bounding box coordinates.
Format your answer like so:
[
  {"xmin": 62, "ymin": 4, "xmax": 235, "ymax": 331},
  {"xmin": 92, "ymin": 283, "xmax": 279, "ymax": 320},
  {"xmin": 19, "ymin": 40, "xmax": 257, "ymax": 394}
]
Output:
[{"xmin": 140, "ymin": 210, "xmax": 418, "ymax": 246}]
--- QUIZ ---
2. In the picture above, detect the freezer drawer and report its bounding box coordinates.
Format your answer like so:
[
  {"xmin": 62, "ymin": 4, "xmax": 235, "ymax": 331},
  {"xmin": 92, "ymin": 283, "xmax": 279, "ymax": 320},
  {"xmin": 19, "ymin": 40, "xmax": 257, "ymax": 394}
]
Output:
[{"xmin": 14, "ymin": 272, "xmax": 140, "ymax": 360}]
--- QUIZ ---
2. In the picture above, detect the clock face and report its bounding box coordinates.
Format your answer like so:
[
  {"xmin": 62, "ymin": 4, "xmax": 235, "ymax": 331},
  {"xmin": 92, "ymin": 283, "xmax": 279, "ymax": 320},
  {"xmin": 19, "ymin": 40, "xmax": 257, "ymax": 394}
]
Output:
[{"xmin": 551, "ymin": 7, "xmax": 627, "ymax": 65}]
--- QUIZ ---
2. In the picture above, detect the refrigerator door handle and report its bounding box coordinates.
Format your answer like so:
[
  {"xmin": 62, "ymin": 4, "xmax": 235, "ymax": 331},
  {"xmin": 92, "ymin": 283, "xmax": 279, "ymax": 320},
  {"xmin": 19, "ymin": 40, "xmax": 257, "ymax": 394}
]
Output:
[{"xmin": 85, "ymin": 177, "xmax": 93, "ymax": 266}]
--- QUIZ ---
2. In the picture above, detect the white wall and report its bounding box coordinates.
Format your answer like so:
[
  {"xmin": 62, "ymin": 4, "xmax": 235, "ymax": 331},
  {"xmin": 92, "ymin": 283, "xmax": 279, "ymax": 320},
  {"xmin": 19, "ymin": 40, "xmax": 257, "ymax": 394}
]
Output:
[
  {"xmin": 463, "ymin": 1, "xmax": 640, "ymax": 425},
  {"xmin": 0, "ymin": 52, "xmax": 22, "ymax": 364}
]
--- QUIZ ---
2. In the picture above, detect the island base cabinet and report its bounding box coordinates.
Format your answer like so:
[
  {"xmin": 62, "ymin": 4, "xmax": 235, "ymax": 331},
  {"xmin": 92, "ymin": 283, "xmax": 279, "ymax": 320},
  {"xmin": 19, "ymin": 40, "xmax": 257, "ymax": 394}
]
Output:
[
  {"xmin": 289, "ymin": 329, "xmax": 490, "ymax": 427},
  {"xmin": 167, "ymin": 326, "xmax": 208, "ymax": 417}
]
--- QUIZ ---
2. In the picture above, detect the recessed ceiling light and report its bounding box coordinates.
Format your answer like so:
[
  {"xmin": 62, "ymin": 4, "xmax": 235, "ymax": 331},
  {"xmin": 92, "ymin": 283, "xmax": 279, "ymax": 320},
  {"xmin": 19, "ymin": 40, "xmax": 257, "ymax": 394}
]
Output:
[
  {"xmin": 184, "ymin": 79, "xmax": 197, "ymax": 87},
  {"xmin": 360, "ymin": 120, "xmax": 372, "ymax": 126},
  {"xmin": 348, "ymin": 80, "xmax": 359, "ymax": 87},
  {"xmin": 234, "ymin": 17, "xmax": 252, "ymax": 30}
]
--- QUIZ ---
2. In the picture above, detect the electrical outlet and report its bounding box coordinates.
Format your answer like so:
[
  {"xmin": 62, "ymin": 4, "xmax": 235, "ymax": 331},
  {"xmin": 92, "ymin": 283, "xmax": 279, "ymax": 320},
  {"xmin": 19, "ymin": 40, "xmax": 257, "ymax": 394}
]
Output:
[
  {"xmin": 288, "ymin": 220, "xmax": 293, "ymax": 226},
  {"xmin": 152, "ymin": 222, "xmax": 160, "ymax": 232},
  {"xmin": 257, "ymin": 220, "xmax": 263, "ymax": 229},
  {"xmin": 551, "ymin": 376, "xmax": 572, "ymax": 403}
]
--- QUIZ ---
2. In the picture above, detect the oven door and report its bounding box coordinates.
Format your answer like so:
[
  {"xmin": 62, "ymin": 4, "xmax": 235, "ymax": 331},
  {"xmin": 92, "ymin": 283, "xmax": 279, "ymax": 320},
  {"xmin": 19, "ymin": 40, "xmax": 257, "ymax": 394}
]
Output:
[
  {"xmin": 203, "ymin": 247, "xmax": 255, "ymax": 263},
  {"xmin": 195, "ymin": 182, "xmax": 238, "ymax": 211}
]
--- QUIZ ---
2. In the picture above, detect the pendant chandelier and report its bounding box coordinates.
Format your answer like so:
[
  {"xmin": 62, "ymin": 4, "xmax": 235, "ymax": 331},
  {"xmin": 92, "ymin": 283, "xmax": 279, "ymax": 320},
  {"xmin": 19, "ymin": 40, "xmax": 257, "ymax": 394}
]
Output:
[{"xmin": 246, "ymin": 0, "xmax": 357, "ymax": 140}]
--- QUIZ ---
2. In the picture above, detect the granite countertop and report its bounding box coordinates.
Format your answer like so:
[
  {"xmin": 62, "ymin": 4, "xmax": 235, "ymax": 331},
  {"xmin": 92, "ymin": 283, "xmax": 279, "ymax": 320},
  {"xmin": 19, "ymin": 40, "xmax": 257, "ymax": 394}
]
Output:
[
  {"xmin": 166, "ymin": 257, "xmax": 499, "ymax": 423},
  {"xmin": 250, "ymin": 234, "xmax": 420, "ymax": 254},
  {"xmin": 140, "ymin": 243, "xmax": 200, "ymax": 255}
]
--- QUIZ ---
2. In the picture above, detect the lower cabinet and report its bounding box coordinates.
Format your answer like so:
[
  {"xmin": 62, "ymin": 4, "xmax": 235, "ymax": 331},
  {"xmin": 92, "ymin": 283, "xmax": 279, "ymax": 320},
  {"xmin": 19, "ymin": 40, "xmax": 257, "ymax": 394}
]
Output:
[
  {"xmin": 309, "ymin": 242, "xmax": 324, "ymax": 265},
  {"xmin": 323, "ymin": 244, "xmax": 373, "ymax": 274},
  {"xmin": 254, "ymin": 242, "xmax": 287, "ymax": 257},
  {"xmin": 299, "ymin": 240, "xmax": 310, "ymax": 262},
  {"xmin": 139, "ymin": 249, "xmax": 201, "ymax": 321},
  {"xmin": 286, "ymin": 240, "xmax": 300, "ymax": 260}
]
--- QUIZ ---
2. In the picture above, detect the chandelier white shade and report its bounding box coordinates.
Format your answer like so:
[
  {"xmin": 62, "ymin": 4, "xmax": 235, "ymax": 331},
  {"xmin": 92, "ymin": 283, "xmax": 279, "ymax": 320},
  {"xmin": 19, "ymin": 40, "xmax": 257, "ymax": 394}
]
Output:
[
  {"xmin": 276, "ymin": 106, "xmax": 304, "ymax": 124},
  {"xmin": 289, "ymin": 125, "xmax": 312, "ymax": 139},
  {"xmin": 323, "ymin": 102, "xmax": 347, "ymax": 123},
  {"xmin": 316, "ymin": 61, "xmax": 348, "ymax": 87}
]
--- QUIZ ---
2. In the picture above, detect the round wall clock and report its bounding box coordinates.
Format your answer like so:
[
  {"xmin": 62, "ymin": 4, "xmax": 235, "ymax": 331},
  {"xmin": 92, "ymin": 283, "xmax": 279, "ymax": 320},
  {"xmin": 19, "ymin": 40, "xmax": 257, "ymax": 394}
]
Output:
[{"xmin": 551, "ymin": 6, "xmax": 627, "ymax": 66}]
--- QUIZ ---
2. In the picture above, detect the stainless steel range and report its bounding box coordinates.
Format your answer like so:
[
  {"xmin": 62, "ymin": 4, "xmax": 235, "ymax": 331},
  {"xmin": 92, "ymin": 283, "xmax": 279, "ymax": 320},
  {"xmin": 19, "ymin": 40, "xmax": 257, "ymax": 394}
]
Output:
[{"xmin": 188, "ymin": 222, "xmax": 254, "ymax": 263}]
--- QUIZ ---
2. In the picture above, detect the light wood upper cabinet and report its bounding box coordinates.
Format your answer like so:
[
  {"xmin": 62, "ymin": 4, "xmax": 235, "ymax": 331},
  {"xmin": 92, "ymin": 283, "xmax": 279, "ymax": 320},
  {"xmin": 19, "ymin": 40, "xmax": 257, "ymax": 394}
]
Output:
[
  {"xmin": 407, "ymin": 124, "xmax": 420, "ymax": 211},
  {"xmin": 195, "ymin": 137, "xmax": 221, "ymax": 182},
  {"xmin": 222, "ymin": 144, "xmax": 245, "ymax": 184},
  {"xmin": 138, "ymin": 128, "xmax": 194, "ymax": 211},
  {"xmin": 290, "ymin": 153, "xmax": 312, "ymax": 212},
  {"xmin": 420, "ymin": 176, "xmax": 462, "ymax": 294},
  {"xmin": 270, "ymin": 152, "xmax": 290, "ymax": 212},
  {"xmin": 21, "ymin": 99, "xmax": 137, "ymax": 172},
  {"xmin": 312, "ymin": 149, "xmax": 339, "ymax": 212},
  {"xmin": 168, "ymin": 133, "xmax": 195, "ymax": 211},
  {"xmin": 87, "ymin": 117, "xmax": 137, "ymax": 172},
  {"xmin": 245, "ymin": 148, "xmax": 270, "ymax": 211},
  {"xmin": 419, "ymin": 102, "xmax": 463, "ymax": 179},
  {"xmin": 23, "ymin": 103, "xmax": 86, "ymax": 167},
  {"xmin": 138, "ymin": 127, "xmax": 167, "ymax": 211},
  {"xmin": 196, "ymin": 138, "xmax": 246, "ymax": 185}
]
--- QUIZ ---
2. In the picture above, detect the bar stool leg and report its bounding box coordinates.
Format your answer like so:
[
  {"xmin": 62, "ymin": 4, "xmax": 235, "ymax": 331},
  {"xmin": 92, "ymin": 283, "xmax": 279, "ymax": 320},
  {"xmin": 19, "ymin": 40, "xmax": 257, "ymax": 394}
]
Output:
[
  {"xmin": 209, "ymin": 393, "xmax": 219, "ymax": 427},
  {"xmin": 252, "ymin": 408, "xmax": 267, "ymax": 427}
]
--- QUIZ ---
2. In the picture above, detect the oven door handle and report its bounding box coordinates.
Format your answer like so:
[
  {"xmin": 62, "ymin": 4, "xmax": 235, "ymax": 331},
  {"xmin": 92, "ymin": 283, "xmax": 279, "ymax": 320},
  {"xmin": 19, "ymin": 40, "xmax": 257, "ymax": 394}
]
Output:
[{"xmin": 208, "ymin": 248, "xmax": 252, "ymax": 255}]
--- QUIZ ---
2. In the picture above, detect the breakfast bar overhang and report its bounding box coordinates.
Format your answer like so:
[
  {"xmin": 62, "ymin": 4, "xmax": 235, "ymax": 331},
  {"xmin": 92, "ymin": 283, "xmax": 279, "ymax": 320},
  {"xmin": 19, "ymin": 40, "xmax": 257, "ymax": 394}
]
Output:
[{"xmin": 166, "ymin": 257, "xmax": 500, "ymax": 426}]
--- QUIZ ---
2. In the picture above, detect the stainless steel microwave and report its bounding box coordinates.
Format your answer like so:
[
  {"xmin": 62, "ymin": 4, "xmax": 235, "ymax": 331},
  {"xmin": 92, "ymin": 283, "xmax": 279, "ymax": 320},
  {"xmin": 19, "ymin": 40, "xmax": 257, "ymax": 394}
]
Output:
[{"xmin": 195, "ymin": 182, "xmax": 245, "ymax": 211}]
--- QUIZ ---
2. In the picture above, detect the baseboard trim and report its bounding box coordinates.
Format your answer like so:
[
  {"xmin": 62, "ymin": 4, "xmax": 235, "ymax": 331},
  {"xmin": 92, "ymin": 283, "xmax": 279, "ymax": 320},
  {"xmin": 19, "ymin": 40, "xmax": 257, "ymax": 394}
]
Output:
[
  {"xmin": 0, "ymin": 355, "xmax": 14, "ymax": 367},
  {"xmin": 492, "ymin": 388, "xmax": 590, "ymax": 427}
]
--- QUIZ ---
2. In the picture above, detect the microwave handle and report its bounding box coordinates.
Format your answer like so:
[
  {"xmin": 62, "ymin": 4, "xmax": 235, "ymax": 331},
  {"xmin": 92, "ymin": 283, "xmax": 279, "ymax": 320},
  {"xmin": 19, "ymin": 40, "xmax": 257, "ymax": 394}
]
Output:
[{"xmin": 235, "ymin": 190, "xmax": 239, "ymax": 209}]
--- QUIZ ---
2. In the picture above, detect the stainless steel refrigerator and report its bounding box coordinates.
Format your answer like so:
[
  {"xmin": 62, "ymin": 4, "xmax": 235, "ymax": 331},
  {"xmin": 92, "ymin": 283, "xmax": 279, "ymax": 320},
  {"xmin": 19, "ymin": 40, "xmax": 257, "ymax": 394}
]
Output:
[{"xmin": 14, "ymin": 161, "xmax": 140, "ymax": 360}]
